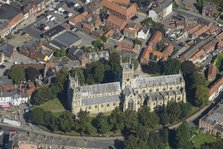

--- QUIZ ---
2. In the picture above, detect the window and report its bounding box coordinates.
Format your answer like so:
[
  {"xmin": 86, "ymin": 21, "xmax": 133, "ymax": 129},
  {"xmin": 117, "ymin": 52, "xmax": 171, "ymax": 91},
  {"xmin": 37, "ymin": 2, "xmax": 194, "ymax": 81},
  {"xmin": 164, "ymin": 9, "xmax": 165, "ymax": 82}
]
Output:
[
  {"xmin": 95, "ymin": 105, "xmax": 97, "ymax": 108},
  {"xmin": 89, "ymin": 106, "xmax": 91, "ymax": 109},
  {"xmin": 149, "ymin": 89, "xmax": 152, "ymax": 92},
  {"xmin": 107, "ymin": 104, "xmax": 110, "ymax": 107},
  {"xmin": 113, "ymin": 103, "xmax": 116, "ymax": 106},
  {"xmin": 101, "ymin": 104, "xmax": 103, "ymax": 107},
  {"xmin": 156, "ymin": 88, "xmax": 159, "ymax": 92},
  {"xmin": 128, "ymin": 101, "xmax": 134, "ymax": 110},
  {"xmin": 163, "ymin": 88, "xmax": 166, "ymax": 91}
]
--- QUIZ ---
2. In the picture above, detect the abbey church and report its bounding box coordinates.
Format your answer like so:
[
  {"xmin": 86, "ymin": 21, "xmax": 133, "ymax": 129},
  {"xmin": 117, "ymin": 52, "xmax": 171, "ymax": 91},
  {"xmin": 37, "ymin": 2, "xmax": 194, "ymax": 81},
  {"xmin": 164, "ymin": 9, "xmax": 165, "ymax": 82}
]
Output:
[{"xmin": 67, "ymin": 61, "xmax": 186, "ymax": 115}]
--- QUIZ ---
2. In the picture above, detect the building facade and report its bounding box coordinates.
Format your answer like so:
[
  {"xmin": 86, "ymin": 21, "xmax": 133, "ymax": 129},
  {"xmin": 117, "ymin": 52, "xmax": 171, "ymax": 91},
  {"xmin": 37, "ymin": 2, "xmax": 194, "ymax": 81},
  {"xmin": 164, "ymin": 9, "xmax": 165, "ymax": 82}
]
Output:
[{"xmin": 68, "ymin": 61, "xmax": 186, "ymax": 115}]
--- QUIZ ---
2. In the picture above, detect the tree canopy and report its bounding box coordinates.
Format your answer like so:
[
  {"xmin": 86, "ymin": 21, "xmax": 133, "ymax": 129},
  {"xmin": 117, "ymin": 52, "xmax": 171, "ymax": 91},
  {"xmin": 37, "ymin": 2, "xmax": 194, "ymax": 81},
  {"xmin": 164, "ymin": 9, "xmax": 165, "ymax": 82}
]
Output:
[{"xmin": 9, "ymin": 65, "xmax": 25, "ymax": 83}]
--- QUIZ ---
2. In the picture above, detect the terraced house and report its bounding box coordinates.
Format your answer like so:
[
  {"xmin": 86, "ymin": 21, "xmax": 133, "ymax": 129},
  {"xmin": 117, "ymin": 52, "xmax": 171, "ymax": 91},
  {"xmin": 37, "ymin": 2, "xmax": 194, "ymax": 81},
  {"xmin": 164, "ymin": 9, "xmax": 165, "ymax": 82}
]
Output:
[{"xmin": 68, "ymin": 61, "xmax": 186, "ymax": 115}]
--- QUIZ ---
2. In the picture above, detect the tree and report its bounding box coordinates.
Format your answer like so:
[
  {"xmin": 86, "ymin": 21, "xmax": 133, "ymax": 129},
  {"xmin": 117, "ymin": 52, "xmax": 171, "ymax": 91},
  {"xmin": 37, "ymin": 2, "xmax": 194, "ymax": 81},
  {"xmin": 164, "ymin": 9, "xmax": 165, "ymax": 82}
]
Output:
[
  {"xmin": 29, "ymin": 107, "xmax": 45, "ymax": 125},
  {"xmin": 175, "ymin": 122, "xmax": 192, "ymax": 149},
  {"xmin": 197, "ymin": 0, "xmax": 204, "ymax": 13},
  {"xmin": 159, "ymin": 108, "xmax": 170, "ymax": 125},
  {"xmin": 124, "ymin": 135, "xmax": 139, "ymax": 149},
  {"xmin": 195, "ymin": 85, "xmax": 209, "ymax": 106},
  {"xmin": 138, "ymin": 106, "xmax": 159, "ymax": 129},
  {"xmin": 77, "ymin": 111, "xmax": 95, "ymax": 135},
  {"xmin": 58, "ymin": 111, "xmax": 75, "ymax": 132},
  {"xmin": 25, "ymin": 67, "xmax": 39, "ymax": 81},
  {"xmin": 141, "ymin": 61, "xmax": 161, "ymax": 74},
  {"xmin": 93, "ymin": 114, "xmax": 110, "ymax": 134},
  {"xmin": 167, "ymin": 102, "xmax": 182, "ymax": 123},
  {"xmin": 123, "ymin": 110, "xmax": 138, "ymax": 131},
  {"xmin": 54, "ymin": 48, "xmax": 66, "ymax": 57},
  {"xmin": 109, "ymin": 108, "xmax": 125, "ymax": 132},
  {"xmin": 44, "ymin": 111, "xmax": 58, "ymax": 131},
  {"xmin": 109, "ymin": 52, "xmax": 121, "ymax": 72},
  {"xmin": 9, "ymin": 65, "xmax": 25, "ymax": 83},
  {"xmin": 93, "ymin": 63, "xmax": 105, "ymax": 83},
  {"xmin": 31, "ymin": 86, "xmax": 53, "ymax": 105},
  {"xmin": 161, "ymin": 58, "xmax": 181, "ymax": 75},
  {"xmin": 133, "ymin": 38, "xmax": 142, "ymax": 46},
  {"xmin": 181, "ymin": 61, "xmax": 196, "ymax": 75}
]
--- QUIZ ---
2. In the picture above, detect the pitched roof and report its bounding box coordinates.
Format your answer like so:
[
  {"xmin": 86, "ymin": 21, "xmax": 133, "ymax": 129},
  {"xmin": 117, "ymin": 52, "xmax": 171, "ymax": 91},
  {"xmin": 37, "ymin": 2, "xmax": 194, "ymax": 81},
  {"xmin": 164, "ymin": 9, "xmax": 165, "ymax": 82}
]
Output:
[
  {"xmin": 163, "ymin": 44, "xmax": 174, "ymax": 57},
  {"xmin": 101, "ymin": 0, "xmax": 137, "ymax": 17},
  {"xmin": 208, "ymin": 64, "xmax": 217, "ymax": 81},
  {"xmin": 140, "ymin": 45, "xmax": 152, "ymax": 63},
  {"xmin": 194, "ymin": 25, "xmax": 209, "ymax": 37},
  {"xmin": 190, "ymin": 49, "xmax": 205, "ymax": 62},
  {"xmin": 112, "ymin": 0, "xmax": 130, "ymax": 5},
  {"xmin": 107, "ymin": 15, "xmax": 127, "ymax": 28},
  {"xmin": 209, "ymin": 76, "xmax": 223, "ymax": 96},
  {"xmin": 150, "ymin": 31, "xmax": 163, "ymax": 46},
  {"xmin": 69, "ymin": 11, "xmax": 88, "ymax": 25}
]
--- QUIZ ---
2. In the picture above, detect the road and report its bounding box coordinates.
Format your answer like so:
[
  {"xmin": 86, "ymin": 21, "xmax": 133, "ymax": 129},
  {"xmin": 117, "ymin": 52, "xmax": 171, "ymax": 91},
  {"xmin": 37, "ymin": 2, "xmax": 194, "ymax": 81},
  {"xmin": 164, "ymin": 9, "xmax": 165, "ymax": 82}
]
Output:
[{"xmin": 174, "ymin": 8, "xmax": 219, "ymax": 25}]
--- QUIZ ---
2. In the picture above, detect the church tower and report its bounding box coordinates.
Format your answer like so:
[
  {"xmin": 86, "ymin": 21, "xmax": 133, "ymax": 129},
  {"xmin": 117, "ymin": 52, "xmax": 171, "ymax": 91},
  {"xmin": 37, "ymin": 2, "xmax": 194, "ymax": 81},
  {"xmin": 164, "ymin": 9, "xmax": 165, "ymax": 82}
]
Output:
[{"xmin": 121, "ymin": 57, "xmax": 135, "ymax": 90}]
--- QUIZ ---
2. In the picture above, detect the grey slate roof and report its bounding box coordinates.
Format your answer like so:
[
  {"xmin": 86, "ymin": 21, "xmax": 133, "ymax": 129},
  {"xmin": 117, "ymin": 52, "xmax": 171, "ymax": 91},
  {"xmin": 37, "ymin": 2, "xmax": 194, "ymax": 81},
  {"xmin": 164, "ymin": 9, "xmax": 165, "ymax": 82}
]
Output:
[
  {"xmin": 80, "ymin": 82, "xmax": 121, "ymax": 97},
  {"xmin": 82, "ymin": 95, "xmax": 120, "ymax": 106},
  {"xmin": 152, "ymin": 0, "xmax": 172, "ymax": 14},
  {"xmin": 133, "ymin": 74, "xmax": 184, "ymax": 88}
]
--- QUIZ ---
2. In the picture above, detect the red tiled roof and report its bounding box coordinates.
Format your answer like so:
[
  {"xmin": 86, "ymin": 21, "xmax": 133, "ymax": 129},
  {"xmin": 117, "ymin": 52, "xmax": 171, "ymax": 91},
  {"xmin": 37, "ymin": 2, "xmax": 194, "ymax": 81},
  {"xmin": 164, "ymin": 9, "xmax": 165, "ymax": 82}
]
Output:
[
  {"xmin": 209, "ymin": 77, "xmax": 223, "ymax": 96},
  {"xmin": 208, "ymin": 64, "xmax": 217, "ymax": 82},
  {"xmin": 150, "ymin": 31, "xmax": 163, "ymax": 46},
  {"xmin": 218, "ymin": 41, "xmax": 223, "ymax": 48},
  {"xmin": 140, "ymin": 45, "xmax": 152, "ymax": 63},
  {"xmin": 190, "ymin": 49, "xmax": 205, "ymax": 62},
  {"xmin": 163, "ymin": 44, "xmax": 174, "ymax": 57},
  {"xmin": 83, "ymin": 23, "xmax": 94, "ymax": 31},
  {"xmin": 69, "ymin": 11, "xmax": 88, "ymax": 25},
  {"xmin": 101, "ymin": 0, "xmax": 137, "ymax": 17},
  {"xmin": 106, "ymin": 15, "xmax": 127, "ymax": 29},
  {"xmin": 194, "ymin": 25, "xmax": 209, "ymax": 37}
]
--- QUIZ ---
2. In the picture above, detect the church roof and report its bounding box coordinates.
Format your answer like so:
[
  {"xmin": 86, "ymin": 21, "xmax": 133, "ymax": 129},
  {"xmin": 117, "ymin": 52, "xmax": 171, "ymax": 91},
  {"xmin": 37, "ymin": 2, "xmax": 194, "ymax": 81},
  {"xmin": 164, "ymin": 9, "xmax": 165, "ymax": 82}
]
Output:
[
  {"xmin": 133, "ymin": 74, "xmax": 183, "ymax": 88},
  {"xmin": 82, "ymin": 95, "xmax": 120, "ymax": 105},
  {"xmin": 80, "ymin": 82, "xmax": 121, "ymax": 97}
]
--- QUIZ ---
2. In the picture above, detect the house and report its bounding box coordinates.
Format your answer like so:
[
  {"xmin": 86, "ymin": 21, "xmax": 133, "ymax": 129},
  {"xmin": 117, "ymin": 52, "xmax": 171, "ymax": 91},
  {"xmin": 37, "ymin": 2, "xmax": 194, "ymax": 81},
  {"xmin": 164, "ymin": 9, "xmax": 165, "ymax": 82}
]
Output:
[
  {"xmin": 150, "ymin": 31, "xmax": 163, "ymax": 48},
  {"xmin": 67, "ymin": 47, "xmax": 88, "ymax": 67},
  {"xmin": 207, "ymin": 64, "xmax": 217, "ymax": 82},
  {"xmin": 15, "ymin": 0, "xmax": 46, "ymax": 19},
  {"xmin": 69, "ymin": 11, "xmax": 88, "ymax": 25},
  {"xmin": 101, "ymin": 0, "xmax": 137, "ymax": 21},
  {"xmin": 117, "ymin": 41, "xmax": 140, "ymax": 54},
  {"xmin": 140, "ymin": 45, "xmax": 152, "ymax": 64},
  {"xmin": 209, "ymin": 76, "xmax": 223, "ymax": 101},
  {"xmin": 83, "ymin": 23, "xmax": 94, "ymax": 32},
  {"xmin": 137, "ymin": 26, "xmax": 150, "ymax": 40},
  {"xmin": 199, "ymin": 106, "xmax": 223, "ymax": 137},
  {"xmin": 163, "ymin": 44, "xmax": 174, "ymax": 57},
  {"xmin": 0, "ymin": 43, "xmax": 14, "ymax": 64},
  {"xmin": 106, "ymin": 15, "xmax": 127, "ymax": 31},
  {"xmin": 0, "ymin": 91, "xmax": 29, "ymax": 107},
  {"xmin": 148, "ymin": 0, "xmax": 172, "ymax": 22},
  {"xmin": 0, "ymin": 4, "xmax": 24, "ymax": 38},
  {"xmin": 18, "ymin": 40, "xmax": 54, "ymax": 62},
  {"xmin": 123, "ymin": 22, "xmax": 142, "ymax": 39},
  {"xmin": 189, "ymin": 39, "xmax": 217, "ymax": 64},
  {"xmin": 88, "ymin": 50, "xmax": 109, "ymax": 63}
]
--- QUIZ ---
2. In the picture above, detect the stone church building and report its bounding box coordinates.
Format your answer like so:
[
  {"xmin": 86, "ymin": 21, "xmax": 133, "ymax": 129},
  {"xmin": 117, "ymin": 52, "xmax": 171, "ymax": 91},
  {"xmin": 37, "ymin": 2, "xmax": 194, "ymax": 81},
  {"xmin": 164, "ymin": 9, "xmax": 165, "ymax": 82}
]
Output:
[{"xmin": 67, "ymin": 61, "xmax": 186, "ymax": 115}]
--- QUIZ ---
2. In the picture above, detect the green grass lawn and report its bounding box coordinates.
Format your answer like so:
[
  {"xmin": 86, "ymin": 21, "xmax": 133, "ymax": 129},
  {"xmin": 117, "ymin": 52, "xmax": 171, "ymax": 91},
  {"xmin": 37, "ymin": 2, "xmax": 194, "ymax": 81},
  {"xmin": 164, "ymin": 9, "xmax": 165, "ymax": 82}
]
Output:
[
  {"xmin": 38, "ymin": 98, "xmax": 66, "ymax": 116},
  {"xmin": 192, "ymin": 133, "xmax": 216, "ymax": 149}
]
